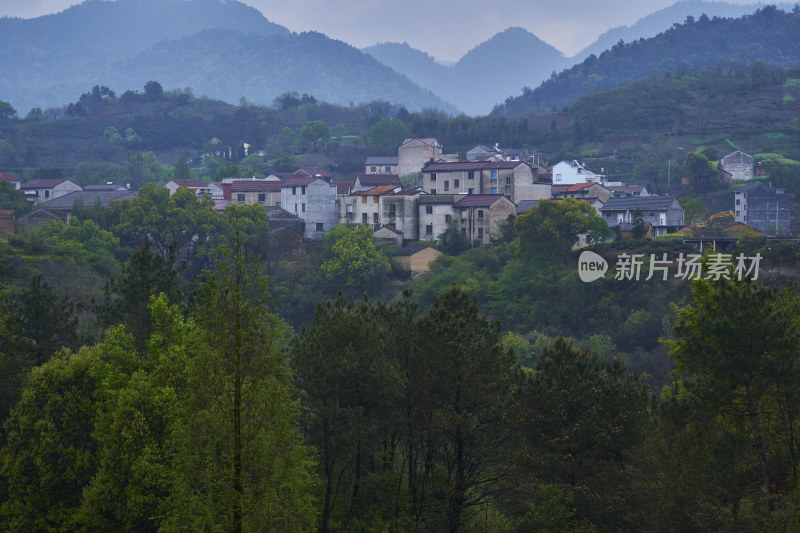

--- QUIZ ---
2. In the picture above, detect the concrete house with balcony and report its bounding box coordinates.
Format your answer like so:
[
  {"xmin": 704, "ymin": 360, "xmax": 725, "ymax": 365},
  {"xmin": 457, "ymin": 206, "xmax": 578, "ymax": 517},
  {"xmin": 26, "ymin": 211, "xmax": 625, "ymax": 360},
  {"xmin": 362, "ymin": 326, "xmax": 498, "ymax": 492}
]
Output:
[
  {"xmin": 734, "ymin": 183, "xmax": 794, "ymax": 234},
  {"xmin": 453, "ymin": 194, "xmax": 516, "ymax": 244},
  {"xmin": 601, "ymin": 196, "xmax": 684, "ymax": 236},
  {"xmin": 339, "ymin": 185, "xmax": 421, "ymax": 241},
  {"xmin": 280, "ymin": 177, "xmax": 337, "ymax": 239},
  {"xmin": 421, "ymin": 161, "xmax": 549, "ymax": 204},
  {"xmin": 21, "ymin": 179, "xmax": 82, "ymax": 204}
]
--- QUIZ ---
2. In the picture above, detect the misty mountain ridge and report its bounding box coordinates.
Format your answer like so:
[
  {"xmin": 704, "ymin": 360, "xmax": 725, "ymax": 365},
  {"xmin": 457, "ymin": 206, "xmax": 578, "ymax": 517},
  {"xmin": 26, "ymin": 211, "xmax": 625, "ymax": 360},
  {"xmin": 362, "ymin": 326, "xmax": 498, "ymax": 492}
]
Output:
[
  {"xmin": 365, "ymin": 27, "xmax": 568, "ymax": 115},
  {"xmin": 2, "ymin": 0, "xmax": 799, "ymax": 118},
  {"xmin": 0, "ymin": 0, "xmax": 454, "ymax": 114},
  {"xmin": 363, "ymin": 2, "xmax": 796, "ymax": 115},
  {"xmin": 108, "ymin": 29, "xmax": 457, "ymax": 113}
]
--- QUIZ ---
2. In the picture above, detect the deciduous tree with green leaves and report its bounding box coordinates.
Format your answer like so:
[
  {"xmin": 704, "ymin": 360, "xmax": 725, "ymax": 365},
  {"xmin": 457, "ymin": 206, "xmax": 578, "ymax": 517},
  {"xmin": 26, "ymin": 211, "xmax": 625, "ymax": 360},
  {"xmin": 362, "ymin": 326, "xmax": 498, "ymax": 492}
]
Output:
[
  {"xmin": 667, "ymin": 278, "xmax": 800, "ymax": 503},
  {"xmin": 166, "ymin": 214, "xmax": 317, "ymax": 532},
  {"xmin": 515, "ymin": 197, "xmax": 598, "ymax": 261},
  {"xmin": 320, "ymin": 224, "xmax": 391, "ymax": 294}
]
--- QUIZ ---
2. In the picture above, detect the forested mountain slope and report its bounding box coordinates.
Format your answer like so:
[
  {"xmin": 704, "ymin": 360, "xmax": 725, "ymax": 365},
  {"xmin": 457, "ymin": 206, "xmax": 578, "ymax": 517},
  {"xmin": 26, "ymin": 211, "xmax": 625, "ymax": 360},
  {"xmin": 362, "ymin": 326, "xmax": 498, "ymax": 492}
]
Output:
[{"xmin": 494, "ymin": 6, "xmax": 800, "ymax": 117}]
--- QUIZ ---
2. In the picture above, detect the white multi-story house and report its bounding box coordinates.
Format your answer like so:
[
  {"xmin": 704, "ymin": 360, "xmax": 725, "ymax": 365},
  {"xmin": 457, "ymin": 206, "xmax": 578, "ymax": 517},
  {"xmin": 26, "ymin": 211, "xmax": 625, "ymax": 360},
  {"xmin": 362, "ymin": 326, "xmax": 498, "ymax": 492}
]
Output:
[
  {"xmin": 280, "ymin": 177, "xmax": 338, "ymax": 239},
  {"xmin": 550, "ymin": 160, "xmax": 605, "ymax": 185}
]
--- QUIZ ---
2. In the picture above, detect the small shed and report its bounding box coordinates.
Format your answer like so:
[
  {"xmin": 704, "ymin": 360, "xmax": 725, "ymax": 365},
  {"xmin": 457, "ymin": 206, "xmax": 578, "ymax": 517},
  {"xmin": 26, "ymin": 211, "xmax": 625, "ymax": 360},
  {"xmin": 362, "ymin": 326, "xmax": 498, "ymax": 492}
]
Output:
[
  {"xmin": 18, "ymin": 208, "xmax": 63, "ymax": 229},
  {"xmin": 392, "ymin": 244, "xmax": 443, "ymax": 273},
  {"xmin": 374, "ymin": 225, "xmax": 403, "ymax": 246}
]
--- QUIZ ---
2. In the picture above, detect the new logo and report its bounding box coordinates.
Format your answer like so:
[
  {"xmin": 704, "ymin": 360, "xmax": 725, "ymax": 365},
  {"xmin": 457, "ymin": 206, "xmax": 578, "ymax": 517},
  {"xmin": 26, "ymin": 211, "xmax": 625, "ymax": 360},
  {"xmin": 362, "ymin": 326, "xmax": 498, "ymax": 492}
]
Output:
[{"xmin": 578, "ymin": 251, "xmax": 608, "ymax": 282}]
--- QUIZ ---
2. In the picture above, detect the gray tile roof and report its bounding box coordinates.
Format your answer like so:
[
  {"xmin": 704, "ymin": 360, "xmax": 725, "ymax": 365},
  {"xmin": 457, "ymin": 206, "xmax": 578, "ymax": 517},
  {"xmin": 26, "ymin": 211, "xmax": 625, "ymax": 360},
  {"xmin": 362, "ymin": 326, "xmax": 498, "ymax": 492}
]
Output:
[
  {"xmin": 454, "ymin": 194, "xmax": 509, "ymax": 208},
  {"xmin": 365, "ymin": 156, "xmax": 398, "ymax": 165},
  {"xmin": 601, "ymin": 196, "xmax": 678, "ymax": 211},
  {"xmin": 38, "ymin": 190, "xmax": 136, "ymax": 209}
]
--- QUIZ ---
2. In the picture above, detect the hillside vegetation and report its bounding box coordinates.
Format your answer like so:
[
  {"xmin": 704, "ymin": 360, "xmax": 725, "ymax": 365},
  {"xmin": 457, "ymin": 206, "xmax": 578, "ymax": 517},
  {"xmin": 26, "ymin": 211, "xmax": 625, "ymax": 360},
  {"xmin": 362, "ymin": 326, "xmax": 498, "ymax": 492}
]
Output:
[{"xmin": 494, "ymin": 6, "xmax": 800, "ymax": 116}]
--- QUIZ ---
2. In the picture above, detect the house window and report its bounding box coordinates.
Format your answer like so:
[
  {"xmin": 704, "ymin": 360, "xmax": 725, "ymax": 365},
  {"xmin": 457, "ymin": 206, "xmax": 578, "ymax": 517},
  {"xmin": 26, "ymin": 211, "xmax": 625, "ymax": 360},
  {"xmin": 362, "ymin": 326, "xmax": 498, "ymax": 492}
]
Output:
[
  {"xmin": 430, "ymin": 173, "xmax": 437, "ymax": 182},
  {"xmin": 362, "ymin": 196, "xmax": 367, "ymax": 203},
  {"xmin": 294, "ymin": 203, "xmax": 298, "ymax": 213},
  {"xmin": 444, "ymin": 180, "xmax": 450, "ymax": 191},
  {"xmin": 292, "ymin": 186, "xmax": 297, "ymax": 194},
  {"xmin": 445, "ymin": 214, "xmax": 451, "ymax": 223},
  {"xmin": 555, "ymin": 174, "xmax": 562, "ymax": 182},
  {"xmin": 506, "ymin": 177, "xmax": 511, "ymax": 185},
  {"xmin": 370, "ymin": 166, "xmax": 377, "ymax": 173},
  {"xmin": 425, "ymin": 205, "xmax": 433, "ymax": 214},
  {"xmin": 45, "ymin": 190, "xmax": 50, "ymax": 198},
  {"xmin": 491, "ymin": 170, "xmax": 498, "ymax": 179},
  {"xmin": 491, "ymin": 187, "xmax": 497, "ymax": 194},
  {"xmin": 468, "ymin": 188, "xmax": 474, "ymax": 194},
  {"xmin": 301, "ymin": 186, "xmax": 306, "ymax": 194},
  {"xmin": 431, "ymin": 189, "xmax": 437, "ymax": 195},
  {"xmin": 316, "ymin": 222, "xmax": 324, "ymax": 231},
  {"xmin": 300, "ymin": 222, "xmax": 306, "ymax": 233},
  {"xmin": 302, "ymin": 203, "xmax": 306, "ymax": 212},
  {"xmin": 477, "ymin": 209, "xmax": 484, "ymax": 220},
  {"xmin": 258, "ymin": 193, "xmax": 266, "ymax": 202},
  {"xmin": 425, "ymin": 224, "xmax": 433, "ymax": 235},
  {"xmin": 478, "ymin": 228, "xmax": 484, "ymax": 239},
  {"xmin": 454, "ymin": 179, "xmax": 460, "ymax": 188},
  {"xmin": 373, "ymin": 213, "xmax": 379, "ymax": 223},
  {"xmin": 346, "ymin": 204, "xmax": 353, "ymax": 213},
  {"xmin": 468, "ymin": 171, "xmax": 474, "ymax": 180},
  {"xmin": 374, "ymin": 196, "xmax": 379, "ymax": 203},
  {"xmin": 385, "ymin": 166, "xmax": 391, "ymax": 172},
  {"xmin": 237, "ymin": 193, "xmax": 245, "ymax": 202},
  {"xmin": 389, "ymin": 203, "xmax": 396, "ymax": 213},
  {"xmin": 276, "ymin": 201, "xmax": 281, "ymax": 207},
  {"xmin": 736, "ymin": 199, "xmax": 741, "ymax": 205},
  {"xmin": 362, "ymin": 213, "xmax": 368, "ymax": 224},
  {"xmin": 506, "ymin": 195, "xmax": 511, "ymax": 200}
]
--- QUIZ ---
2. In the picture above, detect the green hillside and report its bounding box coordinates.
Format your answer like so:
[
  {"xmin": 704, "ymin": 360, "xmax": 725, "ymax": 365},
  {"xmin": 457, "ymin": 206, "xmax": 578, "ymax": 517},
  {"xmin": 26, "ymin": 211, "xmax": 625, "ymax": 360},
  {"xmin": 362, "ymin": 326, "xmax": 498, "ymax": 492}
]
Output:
[{"xmin": 494, "ymin": 6, "xmax": 800, "ymax": 117}]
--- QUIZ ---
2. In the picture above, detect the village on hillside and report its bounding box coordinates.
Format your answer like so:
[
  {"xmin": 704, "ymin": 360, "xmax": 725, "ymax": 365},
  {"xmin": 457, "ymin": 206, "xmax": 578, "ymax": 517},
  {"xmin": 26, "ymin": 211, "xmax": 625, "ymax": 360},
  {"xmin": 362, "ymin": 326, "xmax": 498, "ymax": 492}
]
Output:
[{"xmin": 0, "ymin": 138, "xmax": 794, "ymax": 273}]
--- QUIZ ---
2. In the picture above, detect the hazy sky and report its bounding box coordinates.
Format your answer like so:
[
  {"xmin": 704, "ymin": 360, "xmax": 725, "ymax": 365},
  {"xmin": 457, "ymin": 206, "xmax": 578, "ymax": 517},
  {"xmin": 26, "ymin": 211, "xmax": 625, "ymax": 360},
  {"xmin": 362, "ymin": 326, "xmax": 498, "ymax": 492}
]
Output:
[{"xmin": 0, "ymin": 0, "xmax": 763, "ymax": 60}]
